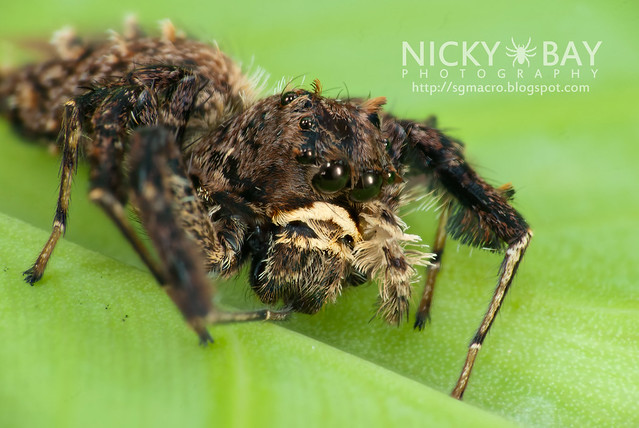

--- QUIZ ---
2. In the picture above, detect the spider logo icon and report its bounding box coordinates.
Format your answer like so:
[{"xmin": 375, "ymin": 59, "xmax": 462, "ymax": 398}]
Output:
[{"xmin": 506, "ymin": 37, "xmax": 537, "ymax": 67}]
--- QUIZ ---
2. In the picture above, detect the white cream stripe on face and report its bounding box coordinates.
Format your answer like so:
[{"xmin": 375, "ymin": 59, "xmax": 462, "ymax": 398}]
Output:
[{"xmin": 271, "ymin": 202, "xmax": 362, "ymax": 242}]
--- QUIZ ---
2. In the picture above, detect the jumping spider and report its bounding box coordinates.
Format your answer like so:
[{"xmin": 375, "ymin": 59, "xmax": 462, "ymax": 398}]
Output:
[{"xmin": 0, "ymin": 21, "xmax": 532, "ymax": 399}]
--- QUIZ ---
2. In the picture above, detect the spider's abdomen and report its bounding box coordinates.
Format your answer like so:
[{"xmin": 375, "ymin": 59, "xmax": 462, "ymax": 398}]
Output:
[{"xmin": 0, "ymin": 21, "xmax": 254, "ymax": 141}]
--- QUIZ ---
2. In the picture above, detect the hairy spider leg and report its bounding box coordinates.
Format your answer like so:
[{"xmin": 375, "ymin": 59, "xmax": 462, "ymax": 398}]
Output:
[
  {"xmin": 393, "ymin": 119, "xmax": 532, "ymax": 399},
  {"xmin": 128, "ymin": 127, "xmax": 289, "ymax": 343},
  {"xmin": 23, "ymin": 66, "xmax": 200, "ymax": 285},
  {"xmin": 22, "ymin": 63, "xmax": 289, "ymax": 343},
  {"xmin": 23, "ymin": 101, "xmax": 80, "ymax": 284},
  {"xmin": 451, "ymin": 230, "xmax": 531, "ymax": 399},
  {"xmin": 87, "ymin": 84, "xmax": 166, "ymax": 283},
  {"xmin": 414, "ymin": 201, "xmax": 450, "ymax": 329},
  {"xmin": 96, "ymin": 66, "xmax": 289, "ymax": 342},
  {"xmin": 86, "ymin": 66, "xmax": 206, "ymax": 284}
]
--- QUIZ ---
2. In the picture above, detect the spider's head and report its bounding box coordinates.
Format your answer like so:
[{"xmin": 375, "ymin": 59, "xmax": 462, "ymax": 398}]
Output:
[
  {"xmin": 209, "ymin": 82, "xmax": 415, "ymax": 314},
  {"xmin": 269, "ymin": 82, "xmax": 398, "ymax": 204}
]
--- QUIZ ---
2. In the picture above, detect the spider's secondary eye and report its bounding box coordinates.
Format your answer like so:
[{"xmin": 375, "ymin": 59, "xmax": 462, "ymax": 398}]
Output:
[
  {"xmin": 350, "ymin": 170, "xmax": 383, "ymax": 202},
  {"xmin": 312, "ymin": 160, "xmax": 350, "ymax": 193},
  {"xmin": 281, "ymin": 91, "xmax": 298, "ymax": 105},
  {"xmin": 384, "ymin": 170, "xmax": 396, "ymax": 184},
  {"xmin": 299, "ymin": 116, "xmax": 315, "ymax": 130},
  {"xmin": 296, "ymin": 144, "xmax": 316, "ymax": 164}
]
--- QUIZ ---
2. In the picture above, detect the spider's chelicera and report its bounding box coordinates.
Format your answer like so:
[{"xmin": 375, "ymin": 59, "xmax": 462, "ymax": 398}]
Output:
[{"xmin": 0, "ymin": 21, "xmax": 532, "ymax": 399}]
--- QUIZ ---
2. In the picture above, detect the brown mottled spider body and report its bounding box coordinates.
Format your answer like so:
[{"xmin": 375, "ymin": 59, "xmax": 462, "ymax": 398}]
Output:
[{"xmin": 0, "ymin": 21, "xmax": 531, "ymax": 399}]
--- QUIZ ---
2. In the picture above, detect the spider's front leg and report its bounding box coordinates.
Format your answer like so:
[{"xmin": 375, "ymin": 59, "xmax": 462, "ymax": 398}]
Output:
[
  {"xmin": 128, "ymin": 127, "xmax": 289, "ymax": 343},
  {"xmin": 22, "ymin": 65, "xmax": 202, "ymax": 284},
  {"xmin": 386, "ymin": 118, "xmax": 532, "ymax": 399},
  {"xmin": 23, "ymin": 65, "xmax": 288, "ymax": 342}
]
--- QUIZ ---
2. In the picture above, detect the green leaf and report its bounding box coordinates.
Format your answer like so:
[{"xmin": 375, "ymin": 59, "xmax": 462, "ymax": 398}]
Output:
[
  {"xmin": 0, "ymin": 211, "xmax": 514, "ymax": 428},
  {"xmin": 1, "ymin": 1, "xmax": 638, "ymax": 427}
]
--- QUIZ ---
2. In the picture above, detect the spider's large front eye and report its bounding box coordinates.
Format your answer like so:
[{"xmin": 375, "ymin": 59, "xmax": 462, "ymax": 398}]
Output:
[
  {"xmin": 350, "ymin": 170, "xmax": 383, "ymax": 202},
  {"xmin": 312, "ymin": 160, "xmax": 350, "ymax": 193}
]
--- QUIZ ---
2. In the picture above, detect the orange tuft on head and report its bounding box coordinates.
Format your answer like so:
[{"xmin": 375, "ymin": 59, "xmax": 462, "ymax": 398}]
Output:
[
  {"xmin": 311, "ymin": 78, "xmax": 322, "ymax": 96},
  {"xmin": 359, "ymin": 96, "xmax": 387, "ymax": 114}
]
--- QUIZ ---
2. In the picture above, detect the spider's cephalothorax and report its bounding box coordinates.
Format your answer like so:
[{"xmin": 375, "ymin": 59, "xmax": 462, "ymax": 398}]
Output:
[
  {"xmin": 188, "ymin": 86, "xmax": 425, "ymax": 321},
  {"xmin": 0, "ymin": 21, "xmax": 532, "ymax": 399}
]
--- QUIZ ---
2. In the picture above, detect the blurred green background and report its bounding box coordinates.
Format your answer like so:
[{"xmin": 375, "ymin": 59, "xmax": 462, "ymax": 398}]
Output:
[{"xmin": 1, "ymin": 1, "xmax": 638, "ymax": 427}]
